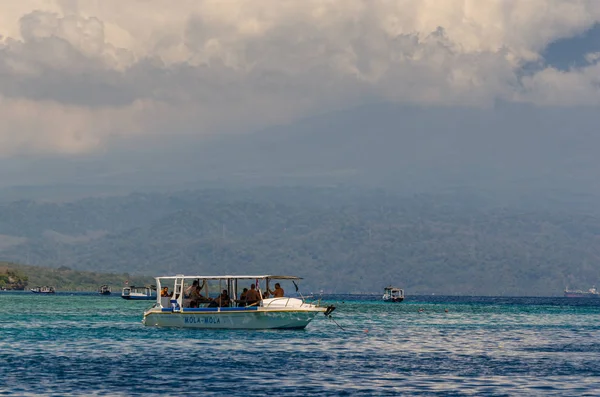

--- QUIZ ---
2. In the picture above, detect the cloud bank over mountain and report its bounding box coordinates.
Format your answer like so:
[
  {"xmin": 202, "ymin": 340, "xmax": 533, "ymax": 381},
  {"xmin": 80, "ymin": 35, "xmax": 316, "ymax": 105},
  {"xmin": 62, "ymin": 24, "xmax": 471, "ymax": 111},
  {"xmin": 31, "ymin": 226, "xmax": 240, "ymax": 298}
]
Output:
[{"xmin": 1, "ymin": 0, "xmax": 600, "ymax": 157}]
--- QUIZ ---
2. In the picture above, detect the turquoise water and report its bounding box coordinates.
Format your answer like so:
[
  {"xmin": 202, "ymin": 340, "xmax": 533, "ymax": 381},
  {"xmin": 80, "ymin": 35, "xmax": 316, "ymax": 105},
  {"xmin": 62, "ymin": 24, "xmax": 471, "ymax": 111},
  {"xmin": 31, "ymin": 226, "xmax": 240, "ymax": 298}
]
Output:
[{"xmin": 1, "ymin": 293, "xmax": 600, "ymax": 396}]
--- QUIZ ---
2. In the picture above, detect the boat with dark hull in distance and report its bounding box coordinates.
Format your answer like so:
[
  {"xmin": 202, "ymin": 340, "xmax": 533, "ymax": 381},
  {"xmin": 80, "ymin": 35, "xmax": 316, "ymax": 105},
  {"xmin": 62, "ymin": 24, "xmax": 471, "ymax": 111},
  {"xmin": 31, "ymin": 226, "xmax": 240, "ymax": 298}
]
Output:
[
  {"xmin": 98, "ymin": 285, "xmax": 111, "ymax": 295},
  {"xmin": 564, "ymin": 286, "xmax": 600, "ymax": 298},
  {"xmin": 383, "ymin": 286, "xmax": 404, "ymax": 302}
]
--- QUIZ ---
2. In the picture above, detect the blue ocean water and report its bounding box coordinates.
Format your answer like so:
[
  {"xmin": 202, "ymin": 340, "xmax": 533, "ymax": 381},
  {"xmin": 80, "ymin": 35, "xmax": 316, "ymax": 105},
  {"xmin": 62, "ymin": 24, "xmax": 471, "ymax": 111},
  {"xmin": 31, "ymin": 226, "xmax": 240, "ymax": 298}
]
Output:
[{"xmin": 1, "ymin": 293, "xmax": 600, "ymax": 396}]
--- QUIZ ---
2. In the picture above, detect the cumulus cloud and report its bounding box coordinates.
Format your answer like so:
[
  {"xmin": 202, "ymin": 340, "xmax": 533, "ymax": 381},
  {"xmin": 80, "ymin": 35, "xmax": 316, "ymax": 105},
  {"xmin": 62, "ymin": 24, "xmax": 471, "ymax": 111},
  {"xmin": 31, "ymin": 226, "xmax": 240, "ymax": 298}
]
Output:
[{"xmin": 0, "ymin": 0, "xmax": 600, "ymax": 156}]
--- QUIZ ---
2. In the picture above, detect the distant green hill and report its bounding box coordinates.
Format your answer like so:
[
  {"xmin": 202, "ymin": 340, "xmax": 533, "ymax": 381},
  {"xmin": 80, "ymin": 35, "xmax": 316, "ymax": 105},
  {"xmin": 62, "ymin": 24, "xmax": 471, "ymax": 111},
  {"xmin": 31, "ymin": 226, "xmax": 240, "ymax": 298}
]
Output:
[
  {"xmin": 0, "ymin": 265, "xmax": 28, "ymax": 290},
  {"xmin": 0, "ymin": 187, "xmax": 599, "ymax": 296},
  {"xmin": 0, "ymin": 262, "xmax": 152, "ymax": 292}
]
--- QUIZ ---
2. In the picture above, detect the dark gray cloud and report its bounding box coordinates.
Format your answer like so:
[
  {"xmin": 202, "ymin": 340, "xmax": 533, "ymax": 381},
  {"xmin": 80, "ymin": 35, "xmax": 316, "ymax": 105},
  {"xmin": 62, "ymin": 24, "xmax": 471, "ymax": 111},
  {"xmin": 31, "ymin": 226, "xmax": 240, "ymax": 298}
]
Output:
[{"xmin": 0, "ymin": 1, "xmax": 599, "ymax": 158}]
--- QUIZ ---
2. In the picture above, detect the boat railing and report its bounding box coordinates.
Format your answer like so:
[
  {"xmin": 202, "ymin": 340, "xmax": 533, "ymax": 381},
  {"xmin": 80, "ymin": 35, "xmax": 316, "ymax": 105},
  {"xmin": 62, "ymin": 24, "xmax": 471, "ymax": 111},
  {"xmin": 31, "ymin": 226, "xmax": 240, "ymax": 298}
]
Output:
[
  {"xmin": 295, "ymin": 294, "xmax": 321, "ymax": 306},
  {"xmin": 294, "ymin": 295, "xmax": 321, "ymax": 307},
  {"xmin": 262, "ymin": 297, "xmax": 293, "ymax": 308},
  {"xmin": 262, "ymin": 296, "xmax": 321, "ymax": 308}
]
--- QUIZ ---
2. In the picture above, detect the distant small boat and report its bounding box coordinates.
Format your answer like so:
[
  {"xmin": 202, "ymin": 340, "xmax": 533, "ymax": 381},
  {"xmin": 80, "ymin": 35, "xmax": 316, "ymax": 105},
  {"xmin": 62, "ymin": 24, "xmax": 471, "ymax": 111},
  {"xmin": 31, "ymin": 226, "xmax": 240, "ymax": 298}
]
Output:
[
  {"xmin": 564, "ymin": 286, "xmax": 600, "ymax": 298},
  {"xmin": 31, "ymin": 286, "xmax": 56, "ymax": 294},
  {"xmin": 122, "ymin": 285, "xmax": 157, "ymax": 300},
  {"xmin": 383, "ymin": 286, "xmax": 404, "ymax": 302},
  {"xmin": 98, "ymin": 285, "xmax": 111, "ymax": 295}
]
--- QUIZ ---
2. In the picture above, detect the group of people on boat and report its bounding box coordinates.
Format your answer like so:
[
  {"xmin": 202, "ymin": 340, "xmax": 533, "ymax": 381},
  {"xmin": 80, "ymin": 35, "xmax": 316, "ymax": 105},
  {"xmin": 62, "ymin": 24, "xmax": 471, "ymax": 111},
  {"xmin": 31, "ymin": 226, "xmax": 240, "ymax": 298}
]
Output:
[
  {"xmin": 160, "ymin": 279, "xmax": 285, "ymax": 308},
  {"xmin": 241, "ymin": 283, "xmax": 284, "ymax": 304}
]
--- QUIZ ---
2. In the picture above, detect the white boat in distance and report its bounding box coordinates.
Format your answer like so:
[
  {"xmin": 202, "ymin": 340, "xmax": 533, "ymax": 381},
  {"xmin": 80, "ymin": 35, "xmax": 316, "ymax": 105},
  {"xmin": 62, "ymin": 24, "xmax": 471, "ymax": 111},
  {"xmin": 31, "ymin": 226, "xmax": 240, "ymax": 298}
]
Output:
[
  {"xmin": 31, "ymin": 286, "xmax": 56, "ymax": 294},
  {"xmin": 143, "ymin": 274, "xmax": 335, "ymax": 329},
  {"xmin": 122, "ymin": 285, "xmax": 157, "ymax": 300}
]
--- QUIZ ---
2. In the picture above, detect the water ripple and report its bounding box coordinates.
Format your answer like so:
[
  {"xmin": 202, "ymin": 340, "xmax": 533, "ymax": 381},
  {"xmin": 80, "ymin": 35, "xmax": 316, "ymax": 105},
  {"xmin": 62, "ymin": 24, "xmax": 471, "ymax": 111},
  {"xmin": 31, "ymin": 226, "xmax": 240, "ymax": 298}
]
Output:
[{"xmin": 1, "ymin": 294, "xmax": 600, "ymax": 395}]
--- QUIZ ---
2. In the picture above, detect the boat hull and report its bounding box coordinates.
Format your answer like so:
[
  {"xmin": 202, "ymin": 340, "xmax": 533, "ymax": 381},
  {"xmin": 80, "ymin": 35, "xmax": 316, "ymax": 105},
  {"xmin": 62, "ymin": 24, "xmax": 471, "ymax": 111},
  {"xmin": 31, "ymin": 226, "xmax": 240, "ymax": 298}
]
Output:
[
  {"xmin": 564, "ymin": 292, "xmax": 600, "ymax": 298},
  {"xmin": 143, "ymin": 308, "xmax": 322, "ymax": 329},
  {"xmin": 383, "ymin": 297, "xmax": 404, "ymax": 302},
  {"xmin": 122, "ymin": 295, "xmax": 156, "ymax": 300}
]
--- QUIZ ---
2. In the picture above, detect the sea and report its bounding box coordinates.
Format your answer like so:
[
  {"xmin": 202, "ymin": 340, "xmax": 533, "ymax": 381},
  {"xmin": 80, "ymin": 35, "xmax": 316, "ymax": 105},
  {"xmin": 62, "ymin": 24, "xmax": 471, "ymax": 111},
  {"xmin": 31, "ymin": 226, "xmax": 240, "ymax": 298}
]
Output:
[{"xmin": 1, "ymin": 293, "xmax": 600, "ymax": 396}]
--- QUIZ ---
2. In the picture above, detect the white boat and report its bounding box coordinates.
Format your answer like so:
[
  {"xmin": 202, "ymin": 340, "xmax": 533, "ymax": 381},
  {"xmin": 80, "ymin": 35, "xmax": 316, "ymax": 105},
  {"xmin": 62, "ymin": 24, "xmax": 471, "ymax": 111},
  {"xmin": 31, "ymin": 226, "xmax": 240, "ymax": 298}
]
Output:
[
  {"xmin": 383, "ymin": 286, "xmax": 404, "ymax": 302},
  {"xmin": 142, "ymin": 275, "xmax": 335, "ymax": 329},
  {"xmin": 564, "ymin": 286, "xmax": 600, "ymax": 298},
  {"xmin": 121, "ymin": 285, "xmax": 157, "ymax": 300},
  {"xmin": 31, "ymin": 286, "xmax": 56, "ymax": 294}
]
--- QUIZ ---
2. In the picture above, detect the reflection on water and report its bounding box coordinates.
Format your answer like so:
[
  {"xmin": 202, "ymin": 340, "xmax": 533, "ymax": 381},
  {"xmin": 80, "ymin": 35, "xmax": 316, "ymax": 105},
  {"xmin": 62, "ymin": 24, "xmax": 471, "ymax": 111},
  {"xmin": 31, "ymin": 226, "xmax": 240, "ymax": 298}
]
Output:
[{"xmin": 1, "ymin": 293, "xmax": 600, "ymax": 395}]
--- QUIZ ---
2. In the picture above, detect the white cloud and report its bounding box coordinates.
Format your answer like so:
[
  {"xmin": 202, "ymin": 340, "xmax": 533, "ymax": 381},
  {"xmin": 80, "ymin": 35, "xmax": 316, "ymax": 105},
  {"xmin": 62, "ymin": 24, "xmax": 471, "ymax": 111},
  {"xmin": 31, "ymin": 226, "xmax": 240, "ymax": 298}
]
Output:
[
  {"xmin": 585, "ymin": 51, "xmax": 600, "ymax": 63},
  {"xmin": 518, "ymin": 62, "xmax": 600, "ymax": 106},
  {"xmin": 0, "ymin": 0, "xmax": 600, "ymax": 156}
]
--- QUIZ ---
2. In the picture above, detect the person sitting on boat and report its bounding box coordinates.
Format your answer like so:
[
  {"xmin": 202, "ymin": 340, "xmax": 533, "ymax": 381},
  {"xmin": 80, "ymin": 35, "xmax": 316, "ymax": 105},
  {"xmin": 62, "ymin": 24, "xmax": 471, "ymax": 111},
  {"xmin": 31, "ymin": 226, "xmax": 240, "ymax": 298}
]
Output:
[
  {"xmin": 189, "ymin": 284, "xmax": 208, "ymax": 308},
  {"xmin": 185, "ymin": 279, "xmax": 205, "ymax": 297},
  {"xmin": 245, "ymin": 284, "xmax": 262, "ymax": 306},
  {"xmin": 160, "ymin": 287, "xmax": 170, "ymax": 297},
  {"xmin": 268, "ymin": 283, "xmax": 284, "ymax": 298},
  {"xmin": 208, "ymin": 290, "xmax": 231, "ymax": 307},
  {"xmin": 185, "ymin": 280, "xmax": 199, "ymax": 297},
  {"xmin": 238, "ymin": 288, "xmax": 248, "ymax": 307}
]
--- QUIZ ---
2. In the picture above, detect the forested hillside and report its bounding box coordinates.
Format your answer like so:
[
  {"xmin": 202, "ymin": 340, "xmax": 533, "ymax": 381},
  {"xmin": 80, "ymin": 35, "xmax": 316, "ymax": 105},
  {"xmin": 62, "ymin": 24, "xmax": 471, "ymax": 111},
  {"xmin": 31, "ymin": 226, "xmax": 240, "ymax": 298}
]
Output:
[
  {"xmin": 0, "ymin": 262, "xmax": 151, "ymax": 291},
  {"xmin": 0, "ymin": 187, "xmax": 598, "ymax": 295}
]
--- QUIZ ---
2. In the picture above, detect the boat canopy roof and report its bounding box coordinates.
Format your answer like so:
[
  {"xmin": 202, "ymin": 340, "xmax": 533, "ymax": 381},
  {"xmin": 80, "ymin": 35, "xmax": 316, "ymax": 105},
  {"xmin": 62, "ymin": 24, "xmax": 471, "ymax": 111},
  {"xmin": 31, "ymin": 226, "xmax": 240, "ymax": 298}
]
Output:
[
  {"xmin": 126, "ymin": 285, "xmax": 156, "ymax": 289},
  {"xmin": 155, "ymin": 275, "xmax": 302, "ymax": 281}
]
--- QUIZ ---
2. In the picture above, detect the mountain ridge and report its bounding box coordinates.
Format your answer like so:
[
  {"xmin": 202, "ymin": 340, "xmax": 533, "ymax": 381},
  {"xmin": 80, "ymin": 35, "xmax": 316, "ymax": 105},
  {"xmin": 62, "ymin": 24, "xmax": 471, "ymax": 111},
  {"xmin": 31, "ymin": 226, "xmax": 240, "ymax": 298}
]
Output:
[{"xmin": 0, "ymin": 187, "xmax": 598, "ymax": 295}]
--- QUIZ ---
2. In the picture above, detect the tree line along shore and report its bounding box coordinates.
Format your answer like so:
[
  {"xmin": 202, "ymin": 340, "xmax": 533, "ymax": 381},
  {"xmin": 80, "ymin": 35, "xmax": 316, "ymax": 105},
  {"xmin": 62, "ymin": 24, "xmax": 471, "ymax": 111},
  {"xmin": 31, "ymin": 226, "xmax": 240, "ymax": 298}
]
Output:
[{"xmin": 0, "ymin": 262, "xmax": 152, "ymax": 291}]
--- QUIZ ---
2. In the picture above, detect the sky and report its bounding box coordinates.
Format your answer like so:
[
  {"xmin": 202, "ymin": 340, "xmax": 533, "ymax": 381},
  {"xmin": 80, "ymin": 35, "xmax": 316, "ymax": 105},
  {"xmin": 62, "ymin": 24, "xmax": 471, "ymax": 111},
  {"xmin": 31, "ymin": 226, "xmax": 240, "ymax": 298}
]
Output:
[{"xmin": 1, "ymin": 1, "xmax": 600, "ymax": 193}]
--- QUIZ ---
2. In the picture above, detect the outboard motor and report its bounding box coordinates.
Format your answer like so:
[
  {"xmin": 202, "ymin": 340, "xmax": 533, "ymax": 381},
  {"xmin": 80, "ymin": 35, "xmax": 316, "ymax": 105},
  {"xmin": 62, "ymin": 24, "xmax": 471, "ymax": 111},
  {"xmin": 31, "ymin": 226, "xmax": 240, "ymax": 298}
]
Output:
[{"xmin": 324, "ymin": 305, "xmax": 336, "ymax": 316}]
